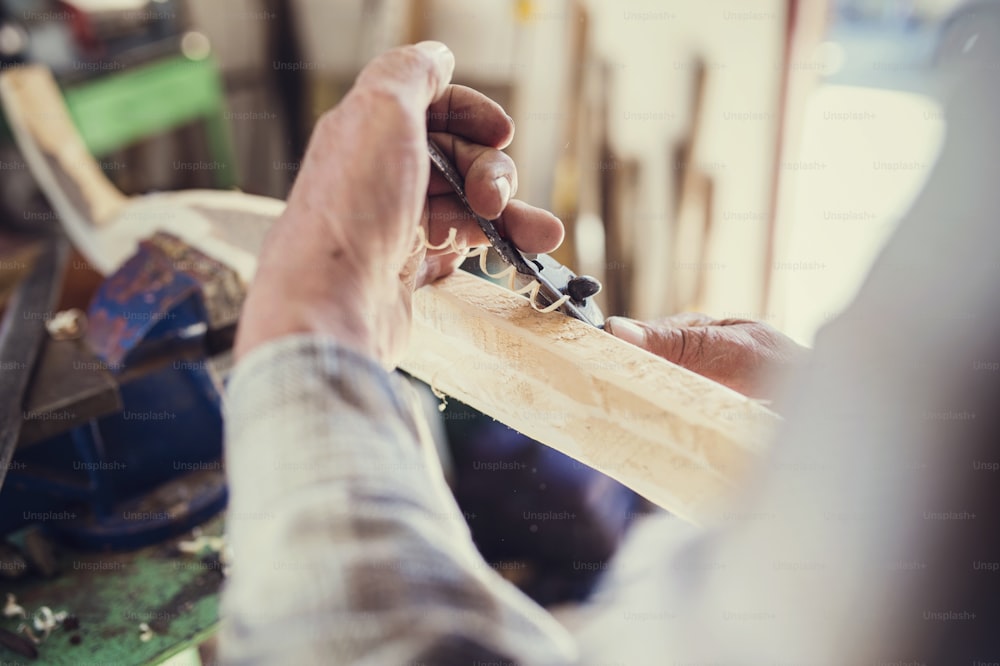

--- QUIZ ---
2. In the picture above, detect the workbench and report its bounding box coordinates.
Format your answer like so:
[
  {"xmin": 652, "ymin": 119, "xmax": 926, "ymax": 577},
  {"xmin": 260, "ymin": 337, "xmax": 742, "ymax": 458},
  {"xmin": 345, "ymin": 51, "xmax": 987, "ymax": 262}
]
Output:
[{"xmin": 1, "ymin": 514, "xmax": 224, "ymax": 665}]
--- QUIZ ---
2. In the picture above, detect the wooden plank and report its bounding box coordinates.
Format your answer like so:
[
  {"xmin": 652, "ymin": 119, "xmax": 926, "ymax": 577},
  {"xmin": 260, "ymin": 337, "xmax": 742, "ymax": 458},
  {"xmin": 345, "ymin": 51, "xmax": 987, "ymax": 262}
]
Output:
[
  {"xmin": 400, "ymin": 270, "xmax": 777, "ymax": 524},
  {"xmin": 671, "ymin": 60, "xmax": 714, "ymax": 312},
  {"xmin": 0, "ymin": 66, "xmax": 283, "ymax": 280},
  {"xmin": 764, "ymin": 0, "xmax": 831, "ymax": 320},
  {"xmin": 0, "ymin": 65, "xmax": 127, "ymax": 229},
  {"xmin": 603, "ymin": 154, "xmax": 639, "ymax": 316},
  {"xmin": 548, "ymin": 0, "xmax": 590, "ymax": 270}
]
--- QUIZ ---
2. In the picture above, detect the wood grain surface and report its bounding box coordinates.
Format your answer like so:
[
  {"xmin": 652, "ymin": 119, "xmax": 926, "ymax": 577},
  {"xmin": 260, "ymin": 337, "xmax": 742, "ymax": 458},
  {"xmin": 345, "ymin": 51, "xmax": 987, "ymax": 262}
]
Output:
[{"xmin": 401, "ymin": 271, "xmax": 778, "ymax": 524}]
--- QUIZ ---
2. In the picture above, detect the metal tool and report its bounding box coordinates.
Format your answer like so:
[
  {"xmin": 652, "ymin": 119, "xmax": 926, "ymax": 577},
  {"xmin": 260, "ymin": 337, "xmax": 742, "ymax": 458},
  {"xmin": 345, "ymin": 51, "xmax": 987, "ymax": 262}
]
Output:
[
  {"xmin": 1, "ymin": 234, "xmax": 231, "ymax": 551},
  {"xmin": 427, "ymin": 140, "xmax": 605, "ymax": 328},
  {"xmin": 0, "ymin": 238, "xmax": 67, "ymax": 495}
]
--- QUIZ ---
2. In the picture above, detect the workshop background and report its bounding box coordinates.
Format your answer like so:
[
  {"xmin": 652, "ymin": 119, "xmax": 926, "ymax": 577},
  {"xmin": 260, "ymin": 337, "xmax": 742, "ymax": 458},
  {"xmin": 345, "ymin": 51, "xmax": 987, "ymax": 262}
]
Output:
[
  {"xmin": 2, "ymin": 0, "xmax": 961, "ymax": 340},
  {"xmin": 0, "ymin": 0, "xmax": 969, "ymax": 664}
]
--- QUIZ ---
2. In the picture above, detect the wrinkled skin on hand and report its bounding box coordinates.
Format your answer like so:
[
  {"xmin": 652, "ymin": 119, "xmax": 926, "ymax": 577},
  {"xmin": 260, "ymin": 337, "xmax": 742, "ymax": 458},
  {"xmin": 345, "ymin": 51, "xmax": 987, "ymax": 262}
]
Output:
[
  {"xmin": 235, "ymin": 42, "xmax": 563, "ymax": 367},
  {"xmin": 606, "ymin": 313, "xmax": 808, "ymax": 401}
]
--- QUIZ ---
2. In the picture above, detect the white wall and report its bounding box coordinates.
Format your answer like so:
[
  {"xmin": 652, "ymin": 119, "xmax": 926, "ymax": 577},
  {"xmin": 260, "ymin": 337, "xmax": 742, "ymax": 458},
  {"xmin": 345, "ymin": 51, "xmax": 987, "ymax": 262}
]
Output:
[{"xmin": 770, "ymin": 84, "xmax": 945, "ymax": 344}]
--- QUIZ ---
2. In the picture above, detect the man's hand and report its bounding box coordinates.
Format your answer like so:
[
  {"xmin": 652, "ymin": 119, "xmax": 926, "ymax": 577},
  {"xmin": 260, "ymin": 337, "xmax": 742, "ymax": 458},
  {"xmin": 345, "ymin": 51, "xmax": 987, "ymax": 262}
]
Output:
[
  {"xmin": 234, "ymin": 42, "xmax": 563, "ymax": 366},
  {"xmin": 605, "ymin": 314, "xmax": 807, "ymax": 401}
]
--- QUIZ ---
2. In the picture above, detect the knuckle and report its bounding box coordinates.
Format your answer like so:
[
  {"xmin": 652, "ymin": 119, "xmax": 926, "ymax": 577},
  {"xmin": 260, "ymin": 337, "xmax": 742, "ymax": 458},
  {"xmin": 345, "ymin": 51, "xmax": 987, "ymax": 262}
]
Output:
[
  {"xmin": 394, "ymin": 44, "xmax": 437, "ymax": 72},
  {"xmin": 351, "ymin": 84, "xmax": 409, "ymax": 115},
  {"xmin": 669, "ymin": 327, "xmax": 708, "ymax": 370},
  {"xmin": 364, "ymin": 45, "xmax": 422, "ymax": 76},
  {"xmin": 478, "ymin": 148, "xmax": 517, "ymax": 181},
  {"xmin": 678, "ymin": 328, "xmax": 699, "ymax": 366},
  {"xmin": 357, "ymin": 45, "xmax": 439, "ymax": 96},
  {"xmin": 650, "ymin": 327, "xmax": 684, "ymax": 363},
  {"xmin": 497, "ymin": 153, "xmax": 518, "ymax": 190},
  {"xmin": 313, "ymin": 106, "xmax": 342, "ymax": 134}
]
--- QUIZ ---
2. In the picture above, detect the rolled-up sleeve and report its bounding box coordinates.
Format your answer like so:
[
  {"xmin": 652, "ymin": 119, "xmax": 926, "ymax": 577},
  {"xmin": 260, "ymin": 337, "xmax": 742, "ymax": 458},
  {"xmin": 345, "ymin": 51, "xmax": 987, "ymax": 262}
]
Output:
[{"xmin": 219, "ymin": 335, "xmax": 577, "ymax": 666}]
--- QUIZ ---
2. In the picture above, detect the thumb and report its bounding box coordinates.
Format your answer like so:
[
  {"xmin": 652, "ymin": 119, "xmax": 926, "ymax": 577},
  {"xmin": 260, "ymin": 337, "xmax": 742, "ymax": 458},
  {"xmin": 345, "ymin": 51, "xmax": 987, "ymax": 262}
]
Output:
[
  {"xmin": 354, "ymin": 41, "xmax": 456, "ymax": 109},
  {"xmin": 606, "ymin": 316, "xmax": 689, "ymax": 365}
]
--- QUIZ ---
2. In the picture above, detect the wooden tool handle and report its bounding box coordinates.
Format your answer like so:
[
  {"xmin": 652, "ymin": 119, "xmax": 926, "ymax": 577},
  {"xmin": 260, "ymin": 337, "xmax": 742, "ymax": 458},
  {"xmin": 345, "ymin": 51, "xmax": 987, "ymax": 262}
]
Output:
[{"xmin": 0, "ymin": 65, "xmax": 126, "ymax": 228}]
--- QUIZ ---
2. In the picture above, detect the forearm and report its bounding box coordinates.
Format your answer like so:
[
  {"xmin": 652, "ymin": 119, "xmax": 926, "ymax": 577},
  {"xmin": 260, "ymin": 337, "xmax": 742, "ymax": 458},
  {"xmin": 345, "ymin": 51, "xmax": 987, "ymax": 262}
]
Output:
[{"xmin": 219, "ymin": 335, "xmax": 576, "ymax": 665}]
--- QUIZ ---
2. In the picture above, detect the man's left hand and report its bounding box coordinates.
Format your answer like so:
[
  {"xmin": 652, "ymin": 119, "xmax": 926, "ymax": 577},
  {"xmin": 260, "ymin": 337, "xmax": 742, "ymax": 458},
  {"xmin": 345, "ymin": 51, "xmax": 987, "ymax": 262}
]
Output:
[{"xmin": 606, "ymin": 314, "xmax": 807, "ymax": 401}]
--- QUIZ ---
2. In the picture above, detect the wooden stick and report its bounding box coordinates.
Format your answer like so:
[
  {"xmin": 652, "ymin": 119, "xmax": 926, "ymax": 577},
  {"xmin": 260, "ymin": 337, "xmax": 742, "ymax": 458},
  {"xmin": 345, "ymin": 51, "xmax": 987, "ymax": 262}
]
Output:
[{"xmin": 400, "ymin": 271, "xmax": 778, "ymax": 524}]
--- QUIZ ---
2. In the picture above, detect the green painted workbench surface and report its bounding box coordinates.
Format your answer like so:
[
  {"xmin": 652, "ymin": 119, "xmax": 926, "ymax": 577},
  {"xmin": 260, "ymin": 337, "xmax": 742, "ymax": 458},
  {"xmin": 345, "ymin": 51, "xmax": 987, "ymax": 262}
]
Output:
[{"xmin": 1, "ymin": 514, "xmax": 225, "ymax": 665}]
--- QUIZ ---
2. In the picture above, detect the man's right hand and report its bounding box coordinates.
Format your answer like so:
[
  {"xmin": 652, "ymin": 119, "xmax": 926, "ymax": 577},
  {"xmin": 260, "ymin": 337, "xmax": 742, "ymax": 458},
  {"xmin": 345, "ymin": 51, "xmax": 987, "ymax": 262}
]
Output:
[
  {"xmin": 234, "ymin": 42, "xmax": 562, "ymax": 368},
  {"xmin": 605, "ymin": 314, "xmax": 807, "ymax": 401}
]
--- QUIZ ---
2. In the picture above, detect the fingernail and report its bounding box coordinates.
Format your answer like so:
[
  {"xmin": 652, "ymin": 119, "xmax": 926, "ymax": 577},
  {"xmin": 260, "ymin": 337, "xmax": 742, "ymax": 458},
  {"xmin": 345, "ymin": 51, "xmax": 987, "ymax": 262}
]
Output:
[
  {"xmin": 414, "ymin": 41, "xmax": 455, "ymax": 74},
  {"xmin": 607, "ymin": 317, "xmax": 646, "ymax": 347},
  {"xmin": 415, "ymin": 40, "xmax": 450, "ymax": 56},
  {"xmin": 493, "ymin": 177, "xmax": 511, "ymax": 209}
]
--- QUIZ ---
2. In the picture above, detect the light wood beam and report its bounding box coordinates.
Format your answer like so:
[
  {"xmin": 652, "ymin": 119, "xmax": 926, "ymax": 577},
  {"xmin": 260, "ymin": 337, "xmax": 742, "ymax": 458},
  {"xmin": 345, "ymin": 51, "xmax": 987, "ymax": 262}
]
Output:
[{"xmin": 400, "ymin": 271, "xmax": 778, "ymax": 524}]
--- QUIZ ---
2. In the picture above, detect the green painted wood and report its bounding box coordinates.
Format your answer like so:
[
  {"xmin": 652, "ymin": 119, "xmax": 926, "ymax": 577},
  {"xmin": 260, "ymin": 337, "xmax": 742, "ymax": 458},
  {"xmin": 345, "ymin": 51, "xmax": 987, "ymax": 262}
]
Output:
[
  {"xmin": 0, "ymin": 515, "xmax": 225, "ymax": 665},
  {"xmin": 62, "ymin": 56, "xmax": 237, "ymax": 188}
]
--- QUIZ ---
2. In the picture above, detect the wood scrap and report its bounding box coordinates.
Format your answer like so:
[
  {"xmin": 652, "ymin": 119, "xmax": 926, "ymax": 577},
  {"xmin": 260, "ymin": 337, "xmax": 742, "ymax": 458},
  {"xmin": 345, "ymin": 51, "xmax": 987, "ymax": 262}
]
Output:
[
  {"xmin": 0, "ymin": 626, "xmax": 37, "ymax": 659},
  {"xmin": 0, "ymin": 65, "xmax": 126, "ymax": 228},
  {"xmin": 548, "ymin": 0, "xmax": 590, "ymax": 270},
  {"xmin": 671, "ymin": 58, "xmax": 714, "ymax": 312},
  {"xmin": 0, "ymin": 65, "xmax": 280, "ymax": 281}
]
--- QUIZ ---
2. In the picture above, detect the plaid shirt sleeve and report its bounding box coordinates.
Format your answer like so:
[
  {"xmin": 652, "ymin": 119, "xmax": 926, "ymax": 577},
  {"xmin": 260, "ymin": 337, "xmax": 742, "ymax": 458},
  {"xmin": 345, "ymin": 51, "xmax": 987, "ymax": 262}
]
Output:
[{"xmin": 218, "ymin": 334, "xmax": 578, "ymax": 666}]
